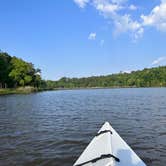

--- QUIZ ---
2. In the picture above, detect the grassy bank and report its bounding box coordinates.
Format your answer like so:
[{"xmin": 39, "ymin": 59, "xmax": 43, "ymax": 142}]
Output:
[
  {"xmin": 0, "ymin": 86, "xmax": 134, "ymax": 95},
  {"xmin": 1, "ymin": 86, "xmax": 165, "ymax": 95},
  {"xmin": 0, "ymin": 86, "xmax": 39, "ymax": 95}
]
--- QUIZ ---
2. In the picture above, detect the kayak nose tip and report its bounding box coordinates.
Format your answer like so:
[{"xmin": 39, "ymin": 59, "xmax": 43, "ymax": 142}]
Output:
[
  {"xmin": 102, "ymin": 121, "xmax": 112, "ymax": 129},
  {"xmin": 104, "ymin": 121, "xmax": 110, "ymax": 125}
]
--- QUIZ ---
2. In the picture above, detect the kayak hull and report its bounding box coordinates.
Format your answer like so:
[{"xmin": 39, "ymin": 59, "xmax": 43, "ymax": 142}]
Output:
[{"xmin": 74, "ymin": 122, "xmax": 146, "ymax": 166}]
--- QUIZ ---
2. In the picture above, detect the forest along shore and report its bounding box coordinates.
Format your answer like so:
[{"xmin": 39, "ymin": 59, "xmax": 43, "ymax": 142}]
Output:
[{"xmin": 1, "ymin": 51, "xmax": 166, "ymax": 95}]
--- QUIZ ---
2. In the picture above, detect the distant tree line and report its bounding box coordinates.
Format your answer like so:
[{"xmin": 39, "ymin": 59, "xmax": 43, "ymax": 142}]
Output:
[
  {"xmin": 1, "ymin": 51, "xmax": 166, "ymax": 89},
  {"xmin": 44, "ymin": 66, "xmax": 166, "ymax": 89},
  {"xmin": 0, "ymin": 51, "xmax": 42, "ymax": 88}
]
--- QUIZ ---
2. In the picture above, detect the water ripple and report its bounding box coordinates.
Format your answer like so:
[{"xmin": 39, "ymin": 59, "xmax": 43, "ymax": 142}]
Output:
[{"xmin": 0, "ymin": 88, "xmax": 166, "ymax": 166}]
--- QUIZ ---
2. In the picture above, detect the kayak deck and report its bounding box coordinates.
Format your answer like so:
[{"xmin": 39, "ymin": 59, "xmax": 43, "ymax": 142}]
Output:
[{"xmin": 74, "ymin": 122, "xmax": 146, "ymax": 166}]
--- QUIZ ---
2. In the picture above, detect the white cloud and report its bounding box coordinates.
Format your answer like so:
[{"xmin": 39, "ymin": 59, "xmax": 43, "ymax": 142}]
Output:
[
  {"xmin": 74, "ymin": 0, "xmax": 166, "ymax": 39},
  {"xmin": 92, "ymin": 1, "xmax": 143, "ymax": 39},
  {"xmin": 114, "ymin": 14, "xmax": 143, "ymax": 40},
  {"xmin": 133, "ymin": 27, "xmax": 144, "ymax": 40},
  {"xmin": 129, "ymin": 4, "xmax": 137, "ymax": 11},
  {"xmin": 93, "ymin": 0, "xmax": 124, "ymax": 14},
  {"xmin": 100, "ymin": 39, "xmax": 104, "ymax": 46},
  {"xmin": 115, "ymin": 15, "xmax": 141, "ymax": 32},
  {"xmin": 88, "ymin": 32, "xmax": 96, "ymax": 40},
  {"xmin": 141, "ymin": 1, "xmax": 166, "ymax": 31},
  {"xmin": 121, "ymin": 70, "xmax": 131, "ymax": 73},
  {"xmin": 152, "ymin": 56, "xmax": 166, "ymax": 65},
  {"xmin": 95, "ymin": 3, "xmax": 122, "ymax": 13},
  {"xmin": 74, "ymin": 0, "xmax": 89, "ymax": 8},
  {"xmin": 74, "ymin": 0, "xmax": 143, "ymax": 39}
]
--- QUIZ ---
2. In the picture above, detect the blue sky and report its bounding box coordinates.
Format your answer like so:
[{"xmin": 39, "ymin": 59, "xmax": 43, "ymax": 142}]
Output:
[{"xmin": 0, "ymin": 0, "xmax": 166, "ymax": 80}]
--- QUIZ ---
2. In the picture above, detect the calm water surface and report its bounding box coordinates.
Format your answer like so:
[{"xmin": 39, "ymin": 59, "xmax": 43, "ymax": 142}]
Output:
[{"xmin": 0, "ymin": 88, "xmax": 166, "ymax": 166}]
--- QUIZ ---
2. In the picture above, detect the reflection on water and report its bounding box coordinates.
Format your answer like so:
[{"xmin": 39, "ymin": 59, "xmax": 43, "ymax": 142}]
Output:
[{"xmin": 0, "ymin": 88, "xmax": 166, "ymax": 166}]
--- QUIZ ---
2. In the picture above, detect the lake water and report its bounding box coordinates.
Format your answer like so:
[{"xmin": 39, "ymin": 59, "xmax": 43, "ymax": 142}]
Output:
[{"xmin": 0, "ymin": 88, "xmax": 166, "ymax": 166}]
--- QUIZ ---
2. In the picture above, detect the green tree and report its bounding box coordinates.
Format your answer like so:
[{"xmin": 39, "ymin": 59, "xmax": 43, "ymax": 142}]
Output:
[
  {"xmin": 9, "ymin": 57, "xmax": 37, "ymax": 87},
  {"xmin": 0, "ymin": 52, "xmax": 12, "ymax": 88}
]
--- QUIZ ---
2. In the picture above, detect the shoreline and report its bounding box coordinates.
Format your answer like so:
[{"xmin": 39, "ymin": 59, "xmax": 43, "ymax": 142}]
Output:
[
  {"xmin": 53, "ymin": 86, "xmax": 166, "ymax": 91},
  {"xmin": 0, "ymin": 86, "xmax": 40, "ymax": 95},
  {"xmin": 1, "ymin": 86, "xmax": 165, "ymax": 95}
]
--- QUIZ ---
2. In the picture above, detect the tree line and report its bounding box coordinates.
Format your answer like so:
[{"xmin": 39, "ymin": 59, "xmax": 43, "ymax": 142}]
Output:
[
  {"xmin": 0, "ymin": 51, "xmax": 42, "ymax": 88},
  {"xmin": 1, "ymin": 51, "xmax": 166, "ymax": 89},
  {"xmin": 45, "ymin": 66, "xmax": 166, "ymax": 89}
]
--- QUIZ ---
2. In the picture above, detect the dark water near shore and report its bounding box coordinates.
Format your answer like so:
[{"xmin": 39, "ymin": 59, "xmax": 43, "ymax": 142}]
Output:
[{"xmin": 0, "ymin": 88, "xmax": 166, "ymax": 166}]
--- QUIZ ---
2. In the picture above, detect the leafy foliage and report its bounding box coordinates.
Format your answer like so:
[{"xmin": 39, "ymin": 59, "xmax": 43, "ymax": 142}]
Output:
[
  {"xmin": 0, "ymin": 51, "xmax": 42, "ymax": 88},
  {"xmin": 1, "ymin": 50, "xmax": 166, "ymax": 90},
  {"xmin": 45, "ymin": 67, "xmax": 166, "ymax": 89},
  {"xmin": 0, "ymin": 52, "xmax": 13, "ymax": 88}
]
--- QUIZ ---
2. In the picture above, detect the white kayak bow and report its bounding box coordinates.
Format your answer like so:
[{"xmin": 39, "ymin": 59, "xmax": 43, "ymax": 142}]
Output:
[{"xmin": 74, "ymin": 122, "xmax": 146, "ymax": 166}]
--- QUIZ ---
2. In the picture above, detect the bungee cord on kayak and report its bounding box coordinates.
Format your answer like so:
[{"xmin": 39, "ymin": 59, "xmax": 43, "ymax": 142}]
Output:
[
  {"xmin": 75, "ymin": 128, "xmax": 120, "ymax": 166},
  {"xmin": 95, "ymin": 130, "xmax": 113, "ymax": 136},
  {"xmin": 75, "ymin": 153, "xmax": 120, "ymax": 166},
  {"xmin": 74, "ymin": 122, "xmax": 146, "ymax": 166}
]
